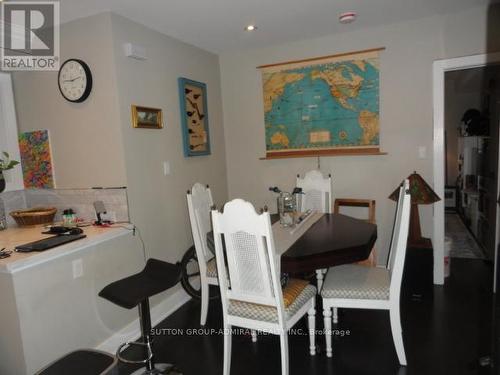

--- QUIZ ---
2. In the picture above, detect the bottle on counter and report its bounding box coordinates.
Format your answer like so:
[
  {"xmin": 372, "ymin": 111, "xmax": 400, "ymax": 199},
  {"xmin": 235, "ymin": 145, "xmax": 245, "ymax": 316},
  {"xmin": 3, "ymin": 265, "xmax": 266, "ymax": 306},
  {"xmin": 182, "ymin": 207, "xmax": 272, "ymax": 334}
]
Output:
[{"xmin": 62, "ymin": 209, "xmax": 76, "ymax": 227}]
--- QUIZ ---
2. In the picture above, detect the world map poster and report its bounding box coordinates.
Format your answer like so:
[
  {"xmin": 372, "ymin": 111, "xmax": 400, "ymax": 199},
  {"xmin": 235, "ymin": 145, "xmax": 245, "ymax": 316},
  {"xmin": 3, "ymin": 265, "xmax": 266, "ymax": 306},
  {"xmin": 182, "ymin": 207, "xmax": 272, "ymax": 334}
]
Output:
[{"xmin": 260, "ymin": 49, "xmax": 382, "ymax": 158}]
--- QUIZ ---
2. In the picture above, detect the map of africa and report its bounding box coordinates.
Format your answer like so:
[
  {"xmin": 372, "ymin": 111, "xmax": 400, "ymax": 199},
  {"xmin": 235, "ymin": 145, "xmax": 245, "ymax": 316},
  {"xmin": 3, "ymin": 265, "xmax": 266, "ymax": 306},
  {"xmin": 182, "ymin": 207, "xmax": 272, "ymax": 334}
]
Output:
[{"xmin": 261, "ymin": 50, "xmax": 381, "ymax": 156}]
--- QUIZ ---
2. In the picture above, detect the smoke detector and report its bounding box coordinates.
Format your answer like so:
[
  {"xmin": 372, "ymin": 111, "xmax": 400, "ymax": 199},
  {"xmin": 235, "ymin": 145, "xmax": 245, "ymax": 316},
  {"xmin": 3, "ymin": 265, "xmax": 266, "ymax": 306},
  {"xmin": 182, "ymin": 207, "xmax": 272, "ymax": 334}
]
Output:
[{"xmin": 339, "ymin": 11, "xmax": 357, "ymax": 24}]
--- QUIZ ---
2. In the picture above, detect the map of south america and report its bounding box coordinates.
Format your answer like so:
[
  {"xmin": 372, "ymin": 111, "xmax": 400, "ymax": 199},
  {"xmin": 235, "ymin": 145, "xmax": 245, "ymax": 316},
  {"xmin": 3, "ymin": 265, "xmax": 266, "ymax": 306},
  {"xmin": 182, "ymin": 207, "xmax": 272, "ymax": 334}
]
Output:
[{"xmin": 261, "ymin": 52, "xmax": 380, "ymax": 154}]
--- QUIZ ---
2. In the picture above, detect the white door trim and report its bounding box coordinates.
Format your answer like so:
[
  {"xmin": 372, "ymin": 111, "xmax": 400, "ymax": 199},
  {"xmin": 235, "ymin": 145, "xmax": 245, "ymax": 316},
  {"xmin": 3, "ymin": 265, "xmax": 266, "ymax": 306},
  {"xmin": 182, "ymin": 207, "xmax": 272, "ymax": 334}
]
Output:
[
  {"xmin": 433, "ymin": 52, "xmax": 500, "ymax": 286},
  {"xmin": 0, "ymin": 73, "xmax": 23, "ymax": 191}
]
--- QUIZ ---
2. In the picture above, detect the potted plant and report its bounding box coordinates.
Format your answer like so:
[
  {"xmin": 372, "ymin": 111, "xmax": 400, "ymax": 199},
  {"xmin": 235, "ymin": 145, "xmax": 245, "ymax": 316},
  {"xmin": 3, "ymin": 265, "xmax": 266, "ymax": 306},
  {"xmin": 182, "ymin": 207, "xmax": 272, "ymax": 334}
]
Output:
[{"xmin": 0, "ymin": 151, "xmax": 20, "ymax": 193}]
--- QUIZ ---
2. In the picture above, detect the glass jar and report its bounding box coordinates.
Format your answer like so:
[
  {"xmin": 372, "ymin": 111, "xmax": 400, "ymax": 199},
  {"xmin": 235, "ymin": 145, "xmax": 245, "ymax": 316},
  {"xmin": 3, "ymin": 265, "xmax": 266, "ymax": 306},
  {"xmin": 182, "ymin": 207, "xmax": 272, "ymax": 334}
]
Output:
[{"xmin": 277, "ymin": 192, "xmax": 297, "ymax": 227}]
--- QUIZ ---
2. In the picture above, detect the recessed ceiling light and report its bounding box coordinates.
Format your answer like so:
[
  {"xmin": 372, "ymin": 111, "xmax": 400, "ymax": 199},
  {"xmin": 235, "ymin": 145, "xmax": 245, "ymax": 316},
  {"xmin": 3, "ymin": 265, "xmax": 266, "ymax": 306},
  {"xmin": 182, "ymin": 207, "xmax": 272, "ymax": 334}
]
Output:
[
  {"xmin": 339, "ymin": 11, "xmax": 357, "ymax": 24},
  {"xmin": 245, "ymin": 25, "xmax": 257, "ymax": 31}
]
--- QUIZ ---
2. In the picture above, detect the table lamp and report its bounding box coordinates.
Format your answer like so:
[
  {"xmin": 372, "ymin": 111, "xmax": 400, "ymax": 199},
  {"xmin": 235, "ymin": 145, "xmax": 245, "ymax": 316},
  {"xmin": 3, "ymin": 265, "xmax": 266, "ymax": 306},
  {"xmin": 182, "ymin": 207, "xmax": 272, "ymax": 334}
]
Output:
[{"xmin": 389, "ymin": 172, "xmax": 441, "ymax": 248}]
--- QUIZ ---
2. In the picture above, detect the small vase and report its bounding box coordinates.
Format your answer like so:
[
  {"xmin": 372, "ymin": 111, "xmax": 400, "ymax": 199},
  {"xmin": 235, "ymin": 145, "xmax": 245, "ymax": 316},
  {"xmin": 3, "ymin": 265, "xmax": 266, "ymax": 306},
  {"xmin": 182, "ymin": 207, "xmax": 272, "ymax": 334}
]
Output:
[{"xmin": 0, "ymin": 172, "xmax": 5, "ymax": 193}]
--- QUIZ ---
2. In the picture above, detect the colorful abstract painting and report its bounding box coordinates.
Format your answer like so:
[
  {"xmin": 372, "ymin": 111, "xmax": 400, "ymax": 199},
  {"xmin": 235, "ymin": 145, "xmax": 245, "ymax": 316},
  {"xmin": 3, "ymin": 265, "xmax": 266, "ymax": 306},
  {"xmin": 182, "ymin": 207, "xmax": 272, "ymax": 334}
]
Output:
[{"xmin": 18, "ymin": 130, "xmax": 55, "ymax": 188}]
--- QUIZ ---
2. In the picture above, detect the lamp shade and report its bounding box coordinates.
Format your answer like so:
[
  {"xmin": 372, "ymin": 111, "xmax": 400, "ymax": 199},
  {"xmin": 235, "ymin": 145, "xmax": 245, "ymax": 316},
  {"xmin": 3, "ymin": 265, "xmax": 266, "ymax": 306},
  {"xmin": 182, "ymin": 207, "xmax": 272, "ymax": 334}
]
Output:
[{"xmin": 389, "ymin": 172, "xmax": 440, "ymax": 204}]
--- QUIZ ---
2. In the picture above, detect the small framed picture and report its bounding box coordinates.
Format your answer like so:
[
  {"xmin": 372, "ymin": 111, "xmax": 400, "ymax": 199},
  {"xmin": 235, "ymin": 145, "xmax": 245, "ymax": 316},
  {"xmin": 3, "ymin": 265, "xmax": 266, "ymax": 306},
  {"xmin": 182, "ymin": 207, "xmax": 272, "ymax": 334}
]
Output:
[
  {"xmin": 131, "ymin": 105, "xmax": 163, "ymax": 129},
  {"xmin": 178, "ymin": 78, "xmax": 211, "ymax": 157},
  {"xmin": 445, "ymin": 186, "xmax": 457, "ymax": 210}
]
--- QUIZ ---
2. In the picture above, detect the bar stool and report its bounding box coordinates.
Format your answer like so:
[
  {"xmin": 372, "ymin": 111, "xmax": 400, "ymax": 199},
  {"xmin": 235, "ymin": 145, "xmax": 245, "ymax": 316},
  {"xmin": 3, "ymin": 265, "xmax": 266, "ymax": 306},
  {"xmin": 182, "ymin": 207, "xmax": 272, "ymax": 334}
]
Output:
[{"xmin": 99, "ymin": 259, "xmax": 183, "ymax": 375}]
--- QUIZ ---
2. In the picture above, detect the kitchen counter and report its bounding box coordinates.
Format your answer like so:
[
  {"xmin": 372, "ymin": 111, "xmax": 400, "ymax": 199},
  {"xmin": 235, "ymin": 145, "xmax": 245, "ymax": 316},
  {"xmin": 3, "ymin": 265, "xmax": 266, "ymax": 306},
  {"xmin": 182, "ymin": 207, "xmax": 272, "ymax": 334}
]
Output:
[
  {"xmin": 0, "ymin": 222, "xmax": 147, "ymax": 375},
  {"xmin": 0, "ymin": 224, "xmax": 133, "ymax": 273}
]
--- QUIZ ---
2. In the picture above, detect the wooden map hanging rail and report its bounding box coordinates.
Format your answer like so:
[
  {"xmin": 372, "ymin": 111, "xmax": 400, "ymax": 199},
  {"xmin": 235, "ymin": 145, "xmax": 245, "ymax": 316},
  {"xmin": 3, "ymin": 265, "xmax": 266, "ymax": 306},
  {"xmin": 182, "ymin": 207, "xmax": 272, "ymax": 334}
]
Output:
[
  {"xmin": 257, "ymin": 47, "xmax": 386, "ymax": 69},
  {"xmin": 259, "ymin": 148, "xmax": 387, "ymax": 160}
]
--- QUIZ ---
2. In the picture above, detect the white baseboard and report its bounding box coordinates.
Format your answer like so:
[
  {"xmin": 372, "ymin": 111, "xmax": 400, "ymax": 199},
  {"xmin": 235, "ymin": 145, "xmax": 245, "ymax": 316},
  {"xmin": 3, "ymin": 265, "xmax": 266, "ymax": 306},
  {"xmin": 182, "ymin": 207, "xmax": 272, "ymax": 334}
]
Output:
[{"xmin": 96, "ymin": 288, "xmax": 191, "ymax": 354}]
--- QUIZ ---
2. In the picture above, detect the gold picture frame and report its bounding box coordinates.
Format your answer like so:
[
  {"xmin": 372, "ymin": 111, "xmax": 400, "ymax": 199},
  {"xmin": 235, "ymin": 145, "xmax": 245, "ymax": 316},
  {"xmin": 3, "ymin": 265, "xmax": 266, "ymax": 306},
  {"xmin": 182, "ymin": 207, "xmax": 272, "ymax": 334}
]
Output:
[{"xmin": 131, "ymin": 105, "xmax": 163, "ymax": 129}]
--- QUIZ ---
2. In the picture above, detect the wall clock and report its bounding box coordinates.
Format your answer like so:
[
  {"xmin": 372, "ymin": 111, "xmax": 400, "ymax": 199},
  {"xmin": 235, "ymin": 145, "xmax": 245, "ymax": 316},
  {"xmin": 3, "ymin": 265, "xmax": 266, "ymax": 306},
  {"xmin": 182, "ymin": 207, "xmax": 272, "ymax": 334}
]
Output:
[{"xmin": 58, "ymin": 59, "xmax": 93, "ymax": 103}]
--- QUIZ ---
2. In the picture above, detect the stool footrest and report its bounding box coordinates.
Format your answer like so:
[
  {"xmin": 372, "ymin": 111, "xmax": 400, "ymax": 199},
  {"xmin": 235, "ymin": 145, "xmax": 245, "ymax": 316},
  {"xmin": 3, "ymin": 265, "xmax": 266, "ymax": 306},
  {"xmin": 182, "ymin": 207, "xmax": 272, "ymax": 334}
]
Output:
[{"xmin": 116, "ymin": 341, "xmax": 153, "ymax": 365}]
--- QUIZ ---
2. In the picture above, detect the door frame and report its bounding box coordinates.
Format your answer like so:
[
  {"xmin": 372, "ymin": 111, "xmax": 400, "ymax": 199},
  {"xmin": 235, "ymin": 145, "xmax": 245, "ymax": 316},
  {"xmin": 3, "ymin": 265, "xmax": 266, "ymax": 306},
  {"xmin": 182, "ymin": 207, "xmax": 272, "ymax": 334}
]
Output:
[
  {"xmin": 433, "ymin": 52, "xmax": 500, "ymax": 288},
  {"xmin": 0, "ymin": 72, "xmax": 23, "ymax": 191}
]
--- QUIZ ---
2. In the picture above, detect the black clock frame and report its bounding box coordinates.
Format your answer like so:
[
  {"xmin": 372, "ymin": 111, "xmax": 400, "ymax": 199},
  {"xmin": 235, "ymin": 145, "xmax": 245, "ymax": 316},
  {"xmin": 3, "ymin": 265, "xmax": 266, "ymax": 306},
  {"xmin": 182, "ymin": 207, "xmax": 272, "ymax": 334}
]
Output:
[{"xmin": 58, "ymin": 59, "xmax": 93, "ymax": 103}]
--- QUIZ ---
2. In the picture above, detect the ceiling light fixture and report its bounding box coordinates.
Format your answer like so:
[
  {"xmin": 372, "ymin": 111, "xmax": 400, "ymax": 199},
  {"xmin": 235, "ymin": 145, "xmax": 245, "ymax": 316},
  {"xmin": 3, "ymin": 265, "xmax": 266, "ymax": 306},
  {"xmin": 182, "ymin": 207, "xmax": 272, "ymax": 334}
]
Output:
[
  {"xmin": 339, "ymin": 11, "xmax": 357, "ymax": 24},
  {"xmin": 245, "ymin": 25, "xmax": 257, "ymax": 31}
]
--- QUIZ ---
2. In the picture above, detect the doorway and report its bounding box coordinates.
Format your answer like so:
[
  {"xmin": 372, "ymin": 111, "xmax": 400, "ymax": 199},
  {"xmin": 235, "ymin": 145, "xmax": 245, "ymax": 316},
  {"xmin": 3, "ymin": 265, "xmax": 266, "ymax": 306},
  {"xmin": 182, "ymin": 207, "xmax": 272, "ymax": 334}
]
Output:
[
  {"xmin": 444, "ymin": 66, "xmax": 500, "ymax": 272},
  {"xmin": 433, "ymin": 52, "xmax": 500, "ymax": 289}
]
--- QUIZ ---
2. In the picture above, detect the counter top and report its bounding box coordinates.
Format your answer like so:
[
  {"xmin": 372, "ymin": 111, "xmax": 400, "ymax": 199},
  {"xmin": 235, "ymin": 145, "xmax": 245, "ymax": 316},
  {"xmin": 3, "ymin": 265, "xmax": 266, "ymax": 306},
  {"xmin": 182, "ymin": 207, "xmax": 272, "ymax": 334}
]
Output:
[{"xmin": 0, "ymin": 224, "xmax": 133, "ymax": 273}]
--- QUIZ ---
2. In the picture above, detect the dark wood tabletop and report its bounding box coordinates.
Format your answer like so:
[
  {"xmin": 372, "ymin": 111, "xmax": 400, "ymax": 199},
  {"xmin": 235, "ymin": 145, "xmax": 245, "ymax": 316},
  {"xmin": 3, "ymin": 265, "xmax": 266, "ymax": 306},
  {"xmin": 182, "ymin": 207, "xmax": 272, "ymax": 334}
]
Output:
[
  {"xmin": 278, "ymin": 213, "xmax": 377, "ymax": 274},
  {"xmin": 206, "ymin": 213, "xmax": 377, "ymax": 275}
]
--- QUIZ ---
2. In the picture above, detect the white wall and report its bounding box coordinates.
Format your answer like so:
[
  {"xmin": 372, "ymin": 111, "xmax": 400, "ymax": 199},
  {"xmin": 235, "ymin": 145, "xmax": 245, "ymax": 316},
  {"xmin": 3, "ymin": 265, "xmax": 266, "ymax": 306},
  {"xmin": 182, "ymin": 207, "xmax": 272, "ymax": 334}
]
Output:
[
  {"xmin": 12, "ymin": 13, "xmax": 127, "ymax": 188},
  {"xmin": 219, "ymin": 5, "xmax": 500, "ymax": 265},
  {"xmin": 109, "ymin": 14, "xmax": 228, "ymax": 270}
]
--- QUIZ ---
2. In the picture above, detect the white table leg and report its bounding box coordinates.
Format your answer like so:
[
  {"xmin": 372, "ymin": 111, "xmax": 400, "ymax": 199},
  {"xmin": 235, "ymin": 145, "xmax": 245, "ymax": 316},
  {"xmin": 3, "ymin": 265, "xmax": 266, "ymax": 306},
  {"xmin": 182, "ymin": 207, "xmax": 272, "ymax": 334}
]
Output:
[
  {"xmin": 323, "ymin": 307, "xmax": 333, "ymax": 358},
  {"xmin": 316, "ymin": 269, "xmax": 325, "ymax": 294}
]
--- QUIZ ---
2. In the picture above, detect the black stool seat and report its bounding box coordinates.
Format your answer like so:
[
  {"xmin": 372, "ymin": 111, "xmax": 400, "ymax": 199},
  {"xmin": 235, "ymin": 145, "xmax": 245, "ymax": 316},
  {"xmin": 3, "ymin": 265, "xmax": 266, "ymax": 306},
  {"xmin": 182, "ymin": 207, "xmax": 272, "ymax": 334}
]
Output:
[
  {"xmin": 99, "ymin": 259, "xmax": 181, "ymax": 309},
  {"xmin": 35, "ymin": 349, "xmax": 117, "ymax": 375}
]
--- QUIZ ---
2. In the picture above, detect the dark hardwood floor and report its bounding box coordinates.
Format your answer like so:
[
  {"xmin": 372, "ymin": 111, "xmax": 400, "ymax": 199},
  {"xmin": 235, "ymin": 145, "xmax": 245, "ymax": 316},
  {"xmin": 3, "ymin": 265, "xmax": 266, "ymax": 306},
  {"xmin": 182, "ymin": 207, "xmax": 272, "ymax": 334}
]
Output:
[{"xmin": 118, "ymin": 250, "xmax": 499, "ymax": 375}]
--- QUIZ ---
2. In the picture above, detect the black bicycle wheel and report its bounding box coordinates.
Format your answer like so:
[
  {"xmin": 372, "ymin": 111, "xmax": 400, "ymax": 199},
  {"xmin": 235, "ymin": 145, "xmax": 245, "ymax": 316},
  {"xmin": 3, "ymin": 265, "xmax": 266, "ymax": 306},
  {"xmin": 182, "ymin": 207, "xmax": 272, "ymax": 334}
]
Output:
[{"xmin": 180, "ymin": 246, "xmax": 219, "ymax": 300}]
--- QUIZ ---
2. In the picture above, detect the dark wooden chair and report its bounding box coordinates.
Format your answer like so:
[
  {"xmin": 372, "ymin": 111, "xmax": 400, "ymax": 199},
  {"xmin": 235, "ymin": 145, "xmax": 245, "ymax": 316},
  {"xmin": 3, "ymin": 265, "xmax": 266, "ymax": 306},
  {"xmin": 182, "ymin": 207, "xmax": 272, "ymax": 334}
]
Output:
[{"xmin": 334, "ymin": 198, "xmax": 377, "ymax": 266}]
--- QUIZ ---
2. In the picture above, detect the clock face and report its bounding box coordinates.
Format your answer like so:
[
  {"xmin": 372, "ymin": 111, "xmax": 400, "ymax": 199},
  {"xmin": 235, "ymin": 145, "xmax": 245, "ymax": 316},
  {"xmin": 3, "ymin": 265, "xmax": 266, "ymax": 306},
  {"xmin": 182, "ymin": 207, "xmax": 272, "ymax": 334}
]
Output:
[{"xmin": 58, "ymin": 59, "xmax": 92, "ymax": 102}]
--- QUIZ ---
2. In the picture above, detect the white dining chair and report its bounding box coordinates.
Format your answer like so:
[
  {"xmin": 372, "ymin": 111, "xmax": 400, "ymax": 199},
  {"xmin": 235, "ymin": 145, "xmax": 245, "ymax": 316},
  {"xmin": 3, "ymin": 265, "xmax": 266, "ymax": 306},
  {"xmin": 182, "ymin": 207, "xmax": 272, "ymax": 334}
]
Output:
[
  {"xmin": 296, "ymin": 170, "xmax": 332, "ymax": 214},
  {"xmin": 321, "ymin": 179, "xmax": 411, "ymax": 365},
  {"xmin": 212, "ymin": 199, "xmax": 316, "ymax": 375},
  {"xmin": 296, "ymin": 170, "xmax": 332, "ymax": 293},
  {"xmin": 186, "ymin": 183, "xmax": 218, "ymax": 326}
]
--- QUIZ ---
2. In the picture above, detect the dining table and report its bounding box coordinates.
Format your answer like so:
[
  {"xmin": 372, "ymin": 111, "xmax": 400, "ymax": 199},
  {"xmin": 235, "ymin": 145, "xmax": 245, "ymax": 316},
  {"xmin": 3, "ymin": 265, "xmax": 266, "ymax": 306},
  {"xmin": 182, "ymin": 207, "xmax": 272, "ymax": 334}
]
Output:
[
  {"xmin": 272, "ymin": 213, "xmax": 377, "ymax": 274},
  {"xmin": 207, "ymin": 212, "xmax": 377, "ymax": 275}
]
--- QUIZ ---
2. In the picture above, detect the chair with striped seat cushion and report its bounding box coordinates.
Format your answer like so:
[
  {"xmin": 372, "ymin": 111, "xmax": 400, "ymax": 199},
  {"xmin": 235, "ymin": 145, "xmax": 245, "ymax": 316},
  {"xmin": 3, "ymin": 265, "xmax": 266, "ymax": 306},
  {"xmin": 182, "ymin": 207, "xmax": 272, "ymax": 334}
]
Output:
[
  {"xmin": 206, "ymin": 257, "xmax": 218, "ymax": 278},
  {"xmin": 321, "ymin": 265, "xmax": 390, "ymax": 300},
  {"xmin": 322, "ymin": 180, "xmax": 412, "ymax": 366},
  {"xmin": 212, "ymin": 199, "xmax": 316, "ymax": 375},
  {"xmin": 187, "ymin": 183, "xmax": 219, "ymax": 326},
  {"xmin": 228, "ymin": 283, "xmax": 316, "ymax": 323}
]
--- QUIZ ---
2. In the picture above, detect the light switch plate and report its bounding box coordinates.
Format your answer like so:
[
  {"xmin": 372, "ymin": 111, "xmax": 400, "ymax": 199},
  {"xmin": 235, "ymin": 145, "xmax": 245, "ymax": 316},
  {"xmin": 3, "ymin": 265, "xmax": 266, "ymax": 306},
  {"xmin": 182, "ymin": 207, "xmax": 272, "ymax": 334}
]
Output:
[
  {"xmin": 163, "ymin": 161, "xmax": 171, "ymax": 176},
  {"xmin": 418, "ymin": 146, "xmax": 427, "ymax": 159},
  {"xmin": 72, "ymin": 259, "xmax": 83, "ymax": 279}
]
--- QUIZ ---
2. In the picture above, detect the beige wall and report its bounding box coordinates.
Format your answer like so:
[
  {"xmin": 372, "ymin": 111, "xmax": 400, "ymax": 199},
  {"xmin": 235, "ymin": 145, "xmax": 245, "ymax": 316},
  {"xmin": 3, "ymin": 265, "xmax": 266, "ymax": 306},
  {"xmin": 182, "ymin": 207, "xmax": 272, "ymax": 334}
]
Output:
[
  {"xmin": 11, "ymin": 12, "xmax": 228, "ymax": 267},
  {"xmin": 10, "ymin": 12, "xmax": 228, "ymax": 324},
  {"xmin": 219, "ymin": 5, "xmax": 500, "ymax": 265},
  {"xmin": 2, "ymin": 14, "xmax": 229, "ymax": 367},
  {"xmin": 12, "ymin": 13, "xmax": 127, "ymax": 188},
  {"xmin": 109, "ymin": 14, "xmax": 228, "ymax": 267}
]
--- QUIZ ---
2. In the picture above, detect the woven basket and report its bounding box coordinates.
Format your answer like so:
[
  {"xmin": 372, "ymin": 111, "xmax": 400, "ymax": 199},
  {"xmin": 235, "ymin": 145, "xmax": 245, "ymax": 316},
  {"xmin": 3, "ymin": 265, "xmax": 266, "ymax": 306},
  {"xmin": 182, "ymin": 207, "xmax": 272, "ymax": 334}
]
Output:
[{"xmin": 10, "ymin": 207, "xmax": 57, "ymax": 227}]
